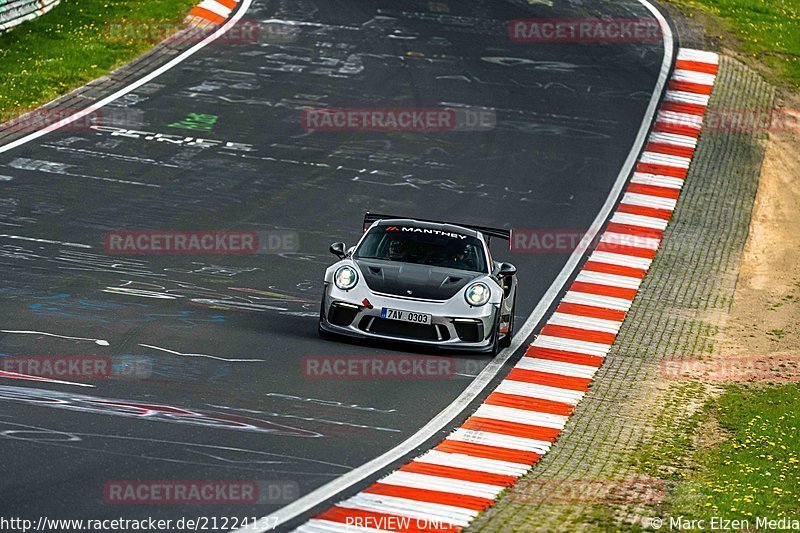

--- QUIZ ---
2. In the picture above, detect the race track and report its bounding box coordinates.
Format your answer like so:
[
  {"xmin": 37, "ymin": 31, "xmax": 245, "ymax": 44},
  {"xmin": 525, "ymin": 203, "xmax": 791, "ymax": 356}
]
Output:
[{"xmin": 0, "ymin": 0, "xmax": 668, "ymax": 529}]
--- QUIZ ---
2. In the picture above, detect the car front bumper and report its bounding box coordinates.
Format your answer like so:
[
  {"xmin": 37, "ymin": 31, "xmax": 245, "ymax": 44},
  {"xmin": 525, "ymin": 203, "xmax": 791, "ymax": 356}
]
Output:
[{"xmin": 320, "ymin": 283, "xmax": 500, "ymax": 352}]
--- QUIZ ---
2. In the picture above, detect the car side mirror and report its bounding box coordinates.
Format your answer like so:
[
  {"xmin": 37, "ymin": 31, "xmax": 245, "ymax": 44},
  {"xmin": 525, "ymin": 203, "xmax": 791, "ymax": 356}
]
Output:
[
  {"xmin": 499, "ymin": 262, "xmax": 517, "ymax": 277},
  {"xmin": 330, "ymin": 242, "xmax": 347, "ymax": 259}
]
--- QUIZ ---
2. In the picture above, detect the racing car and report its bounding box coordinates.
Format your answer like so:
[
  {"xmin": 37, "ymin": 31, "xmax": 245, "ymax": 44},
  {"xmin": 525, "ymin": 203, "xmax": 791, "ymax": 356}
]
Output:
[{"xmin": 318, "ymin": 213, "xmax": 518, "ymax": 355}]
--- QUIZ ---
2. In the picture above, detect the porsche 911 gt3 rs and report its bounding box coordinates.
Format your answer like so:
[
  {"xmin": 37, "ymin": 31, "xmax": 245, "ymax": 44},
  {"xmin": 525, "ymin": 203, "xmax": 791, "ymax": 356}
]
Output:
[{"xmin": 318, "ymin": 213, "xmax": 518, "ymax": 355}]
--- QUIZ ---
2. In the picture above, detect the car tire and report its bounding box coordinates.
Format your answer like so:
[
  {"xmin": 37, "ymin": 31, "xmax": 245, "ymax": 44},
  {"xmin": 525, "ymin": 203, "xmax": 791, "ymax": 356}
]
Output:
[{"xmin": 499, "ymin": 295, "xmax": 516, "ymax": 348}]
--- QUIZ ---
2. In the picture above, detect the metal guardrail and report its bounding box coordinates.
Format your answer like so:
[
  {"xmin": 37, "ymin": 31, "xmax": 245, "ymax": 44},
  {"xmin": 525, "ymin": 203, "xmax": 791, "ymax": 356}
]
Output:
[{"xmin": 0, "ymin": 0, "xmax": 60, "ymax": 33}]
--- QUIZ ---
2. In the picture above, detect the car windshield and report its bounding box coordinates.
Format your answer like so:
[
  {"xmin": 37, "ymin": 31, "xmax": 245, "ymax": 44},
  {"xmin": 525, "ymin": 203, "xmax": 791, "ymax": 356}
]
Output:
[{"xmin": 355, "ymin": 225, "xmax": 487, "ymax": 272}]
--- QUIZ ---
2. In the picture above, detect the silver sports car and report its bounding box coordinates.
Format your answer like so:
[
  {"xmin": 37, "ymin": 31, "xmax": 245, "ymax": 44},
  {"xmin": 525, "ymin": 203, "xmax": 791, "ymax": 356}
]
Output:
[{"xmin": 318, "ymin": 213, "xmax": 518, "ymax": 355}]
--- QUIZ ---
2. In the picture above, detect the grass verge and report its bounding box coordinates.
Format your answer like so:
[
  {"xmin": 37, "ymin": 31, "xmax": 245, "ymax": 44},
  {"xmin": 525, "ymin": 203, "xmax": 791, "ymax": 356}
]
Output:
[
  {"xmin": 670, "ymin": 384, "xmax": 800, "ymax": 521},
  {"xmin": 0, "ymin": 0, "xmax": 197, "ymax": 117},
  {"xmin": 665, "ymin": 0, "xmax": 800, "ymax": 88}
]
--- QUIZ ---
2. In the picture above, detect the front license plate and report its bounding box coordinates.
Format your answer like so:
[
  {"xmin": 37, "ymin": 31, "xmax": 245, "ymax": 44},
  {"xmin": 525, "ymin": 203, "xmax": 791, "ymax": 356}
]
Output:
[{"xmin": 381, "ymin": 308, "xmax": 432, "ymax": 325}]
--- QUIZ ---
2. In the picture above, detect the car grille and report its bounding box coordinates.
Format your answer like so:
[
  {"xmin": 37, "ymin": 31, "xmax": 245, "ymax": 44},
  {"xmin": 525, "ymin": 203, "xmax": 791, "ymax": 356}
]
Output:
[
  {"xmin": 359, "ymin": 317, "xmax": 450, "ymax": 341},
  {"xmin": 454, "ymin": 320, "xmax": 483, "ymax": 342},
  {"xmin": 328, "ymin": 303, "xmax": 359, "ymax": 326}
]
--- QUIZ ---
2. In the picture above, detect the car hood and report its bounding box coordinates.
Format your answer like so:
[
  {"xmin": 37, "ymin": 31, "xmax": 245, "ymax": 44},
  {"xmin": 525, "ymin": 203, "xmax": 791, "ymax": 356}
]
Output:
[{"xmin": 355, "ymin": 259, "xmax": 483, "ymax": 301}]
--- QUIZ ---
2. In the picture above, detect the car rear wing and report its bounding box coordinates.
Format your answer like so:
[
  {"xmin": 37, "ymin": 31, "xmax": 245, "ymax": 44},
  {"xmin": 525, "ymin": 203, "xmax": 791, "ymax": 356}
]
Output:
[{"xmin": 363, "ymin": 212, "xmax": 513, "ymax": 248}]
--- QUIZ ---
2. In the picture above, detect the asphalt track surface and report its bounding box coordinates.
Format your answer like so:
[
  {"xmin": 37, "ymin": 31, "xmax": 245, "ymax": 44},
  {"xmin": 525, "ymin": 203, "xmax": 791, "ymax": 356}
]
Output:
[{"xmin": 0, "ymin": 0, "xmax": 666, "ymax": 529}]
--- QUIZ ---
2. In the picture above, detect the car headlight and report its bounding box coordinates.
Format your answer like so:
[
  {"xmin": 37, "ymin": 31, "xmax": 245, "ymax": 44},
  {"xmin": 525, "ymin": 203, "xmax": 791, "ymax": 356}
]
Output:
[
  {"xmin": 465, "ymin": 282, "xmax": 490, "ymax": 306},
  {"xmin": 334, "ymin": 265, "xmax": 359, "ymax": 290}
]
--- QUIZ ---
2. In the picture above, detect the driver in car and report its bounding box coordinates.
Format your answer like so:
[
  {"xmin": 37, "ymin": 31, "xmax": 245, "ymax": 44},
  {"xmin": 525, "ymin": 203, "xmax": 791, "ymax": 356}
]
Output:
[
  {"xmin": 385, "ymin": 239, "xmax": 408, "ymax": 261},
  {"xmin": 442, "ymin": 243, "xmax": 476, "ymax": 270}
]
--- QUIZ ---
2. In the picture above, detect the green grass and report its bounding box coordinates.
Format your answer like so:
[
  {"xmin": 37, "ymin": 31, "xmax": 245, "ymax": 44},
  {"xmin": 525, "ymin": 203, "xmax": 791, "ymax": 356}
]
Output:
[
  {"xmin": 667, "ymin": 0, "xmax": 800, "ymax": 87},
  {"xmin": 671, "ymin": 384, "xmax": 800, "ymax": 520},
  {"xmin": 0, "ymin": 0, "xmax": 197, "ymax": 116},
  {"xmin": 634, "ymin": 382, "xmax": 710, "ymax": 482}
]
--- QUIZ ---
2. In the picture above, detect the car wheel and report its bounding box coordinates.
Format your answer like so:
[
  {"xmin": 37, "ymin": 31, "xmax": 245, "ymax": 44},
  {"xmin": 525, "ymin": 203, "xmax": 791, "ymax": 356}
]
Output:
[{"xmin": 499, "ymin": 295, "xmax": 516, "ymax": 348}]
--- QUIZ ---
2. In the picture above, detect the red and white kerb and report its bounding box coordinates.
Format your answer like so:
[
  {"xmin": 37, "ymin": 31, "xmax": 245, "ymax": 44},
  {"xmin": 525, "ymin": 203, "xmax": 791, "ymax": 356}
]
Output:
[
  {"xmin": 294, "ymin": 48, "xmax": 720, "ymax": 533},
  {"xmin": 187, "ymin": 0, "xmax": 239, "ymax": 25}
]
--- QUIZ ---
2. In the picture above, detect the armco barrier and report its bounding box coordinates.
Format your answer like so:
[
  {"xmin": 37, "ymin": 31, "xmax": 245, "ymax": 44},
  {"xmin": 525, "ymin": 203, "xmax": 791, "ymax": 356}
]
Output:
[{"xmin": 0, "ymin": 0, "xmax": 60, "ymax": 33}]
